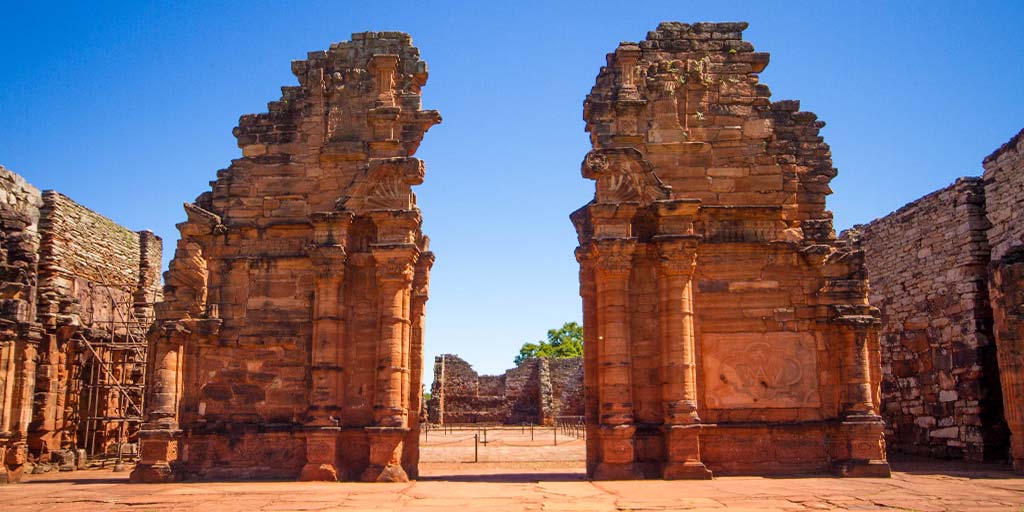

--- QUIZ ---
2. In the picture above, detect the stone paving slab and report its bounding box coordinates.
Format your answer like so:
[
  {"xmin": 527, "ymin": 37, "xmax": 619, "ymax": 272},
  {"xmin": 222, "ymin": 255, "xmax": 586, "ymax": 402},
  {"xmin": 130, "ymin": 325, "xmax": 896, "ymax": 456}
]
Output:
[{"xmin": 2, "ymin": 459, "xmax": 1023, "ymax": 511}]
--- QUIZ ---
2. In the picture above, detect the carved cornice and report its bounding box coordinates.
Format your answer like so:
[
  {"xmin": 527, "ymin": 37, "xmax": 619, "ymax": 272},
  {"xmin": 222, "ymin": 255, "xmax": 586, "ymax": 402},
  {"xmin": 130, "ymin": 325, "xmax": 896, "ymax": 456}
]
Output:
[{"xmin": 181, "ymin": 202, "xmax": 226, "ymax": 238}]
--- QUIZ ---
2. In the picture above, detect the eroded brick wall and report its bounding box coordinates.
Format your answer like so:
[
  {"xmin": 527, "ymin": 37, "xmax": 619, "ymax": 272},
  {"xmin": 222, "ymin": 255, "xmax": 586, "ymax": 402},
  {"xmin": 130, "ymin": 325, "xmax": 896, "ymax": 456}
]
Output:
[
  {"xmin": 0, "ymin": 165, "xmax": 159, "ymax": 482},
  {"xmin": 31, "ymin": 191, "xmax": 163, "ymax": 461},
  {"xmin": 984, "ymin": 128, "xmax": 1024, "ymax": 471},
  {"xmin": 427, "ymin": 354, "xmax": 583, "ymax": 425},
  {"xmin": 0, "ymin": 166, "xmax": 43, "ymax": 483},
  {"xmin": 854, "ymin": 179, "xmax": 1007, "ymax": 461},
  {"xmin": 850, "ymin": 127, "xmax": 1024, "ymax": 470}
]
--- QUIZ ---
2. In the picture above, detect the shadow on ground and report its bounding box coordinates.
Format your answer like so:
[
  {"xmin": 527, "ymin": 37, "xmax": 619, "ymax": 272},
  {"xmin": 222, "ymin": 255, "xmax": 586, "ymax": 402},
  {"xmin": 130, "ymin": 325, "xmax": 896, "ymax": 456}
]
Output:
[
  {"xmin": 887, "ymin": 453, "xmax": 1019, "ymax": 479},
  {"xmin": 419, "ymin": 471, "xmax": 586, "ymax": 483}
]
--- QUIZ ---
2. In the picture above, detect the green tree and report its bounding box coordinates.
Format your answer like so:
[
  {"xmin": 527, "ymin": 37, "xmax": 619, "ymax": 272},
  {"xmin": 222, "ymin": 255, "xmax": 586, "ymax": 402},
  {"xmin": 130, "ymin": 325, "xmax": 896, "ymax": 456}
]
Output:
[{"xmin": 514, "ymin": 322, "xmax": 583, "ymax": 365}]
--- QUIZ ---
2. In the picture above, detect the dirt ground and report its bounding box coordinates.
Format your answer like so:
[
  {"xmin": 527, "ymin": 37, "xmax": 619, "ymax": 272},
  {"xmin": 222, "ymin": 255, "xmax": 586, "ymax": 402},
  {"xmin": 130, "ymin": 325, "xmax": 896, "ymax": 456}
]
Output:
[{"xmin": 3, "ymin": 429, "xmax": 1023, "ymax": 511}]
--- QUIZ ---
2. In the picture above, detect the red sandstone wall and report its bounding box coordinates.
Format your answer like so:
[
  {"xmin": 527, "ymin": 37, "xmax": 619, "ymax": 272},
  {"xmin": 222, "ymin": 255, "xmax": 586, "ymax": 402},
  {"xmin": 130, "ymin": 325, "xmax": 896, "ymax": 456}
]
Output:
[
  {"xmin": 0, "ymin": 166, "xmax": 159, "ymax": 481},
  {"xmin": 575, "ymin": 22, "xmax": 887, "ymax": 479},
  {"xmin": 0, "ymin": 166, "xmax": 43, "ymax": 483},
  {"xmin": 427, "ymin": 354, "xmax": 583, "ymax": 425},
  {"xmin": 856, "ymin": 178, "xmax": 1007, "ymax": 460},
  {"xmin": 30, "ymin": 191, "xmax": 162, "ymax": 459}
]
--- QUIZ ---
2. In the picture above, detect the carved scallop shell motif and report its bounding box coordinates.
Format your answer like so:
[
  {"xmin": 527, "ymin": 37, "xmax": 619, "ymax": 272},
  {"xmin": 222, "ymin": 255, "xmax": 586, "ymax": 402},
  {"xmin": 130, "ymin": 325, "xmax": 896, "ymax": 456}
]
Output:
[
  {"xmin": 365, "ymin": 177, "xmax": 412, "ymax": 210},
  {"xmin": 600, "ymin": 171, "xmax": 641, "ymax": 203}
]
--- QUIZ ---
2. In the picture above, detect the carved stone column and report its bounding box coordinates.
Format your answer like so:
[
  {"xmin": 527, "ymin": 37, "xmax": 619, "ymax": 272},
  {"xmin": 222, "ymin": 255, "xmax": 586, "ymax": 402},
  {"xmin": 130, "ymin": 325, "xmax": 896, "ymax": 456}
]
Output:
[
  {"xmin": 403, "ymin": 250, "xmax": 433, "ymax": 479},
  {"xmin": 0, "ymin": 336, "xmax": 12, "ymax": 484},
  {"xmin": 833, "ymin": 316, "xmax": 890, "ymax": 478},
  {"xmin": 577, "ymin": 249, "xmax": 600, "ymax": 477},
  {"xmin": 655, "ymin": 237, "xmax": 711, "ymax": 479},
  {"xmin": 130, "ymin": 325, "xmax": 185, "ymax": 483},
  {"xmin": 0, "ymin": 327, "xmax": 38, "ymax": 484},
  {"xmin": 591, "ymin": 238, "xmax": 642, "ymax": 480},
  {"xmin": 990, "ymin": 254, "xmax": 1024, "ymax": 472},
  {"xmin": 363, "ymin": 243, "xmax": 417, "ymax": 482},
  {"xmin": 300, "ymin": 211, "xmax": 351, "ymax": 481}
]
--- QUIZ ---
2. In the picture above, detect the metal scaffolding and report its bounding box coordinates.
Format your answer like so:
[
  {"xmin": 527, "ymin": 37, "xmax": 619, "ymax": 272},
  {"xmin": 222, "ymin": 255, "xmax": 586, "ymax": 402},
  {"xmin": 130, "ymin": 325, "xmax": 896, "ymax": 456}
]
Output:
[{"xmin": 75, "ymin": 281, "xmax": 155, "ymax": 468}]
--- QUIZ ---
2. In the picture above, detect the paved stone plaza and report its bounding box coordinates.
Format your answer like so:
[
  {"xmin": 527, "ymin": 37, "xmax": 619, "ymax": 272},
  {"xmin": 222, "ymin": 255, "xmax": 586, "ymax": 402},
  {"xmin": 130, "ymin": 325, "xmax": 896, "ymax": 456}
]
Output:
[{"xmin": 4, "ymin": 457, "xmax": 1023, "ymax": 511}]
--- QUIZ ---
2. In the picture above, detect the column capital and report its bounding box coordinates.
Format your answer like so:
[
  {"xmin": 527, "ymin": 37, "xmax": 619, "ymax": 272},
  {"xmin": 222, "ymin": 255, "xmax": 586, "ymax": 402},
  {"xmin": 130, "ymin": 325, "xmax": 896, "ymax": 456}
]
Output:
[
  {"xmin": 654, "ymin": 236, "xmax": 700, "ymax": 277},
  {"xmin": 308, "ymin": 244, "xmax": 347, "ymax": 267},
  {"xmin": 591, "ymin": 239, "xmax": 637, "ymax": 277},
  {"xmin": 412, "ymin": 251, "xmax": 434, "ymax": 299},
  {"xmin": 368, "ymin": 209, "xmax": 422, "ymax": 245},
  {"xmin": 372, "ymin": 244, "xmax": 419, "ymax": 283},
  {"xmin": 309, "ymin": 210, "xmax": 354, "ymax": 247}
]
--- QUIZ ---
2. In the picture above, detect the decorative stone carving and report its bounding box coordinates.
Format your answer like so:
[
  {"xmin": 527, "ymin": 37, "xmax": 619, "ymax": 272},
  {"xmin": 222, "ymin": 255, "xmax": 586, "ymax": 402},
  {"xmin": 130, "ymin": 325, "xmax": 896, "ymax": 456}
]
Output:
[
  {"xmin": 702, "ymin": 333, "xmax": 821, "ymax": 409},
  {"xmin": 574, "ymin": 21, "xmax": 888, "ymax": 479},
  {"xmin": 132, "ymin": 32, "xmax": 439, "ymax": 483}
]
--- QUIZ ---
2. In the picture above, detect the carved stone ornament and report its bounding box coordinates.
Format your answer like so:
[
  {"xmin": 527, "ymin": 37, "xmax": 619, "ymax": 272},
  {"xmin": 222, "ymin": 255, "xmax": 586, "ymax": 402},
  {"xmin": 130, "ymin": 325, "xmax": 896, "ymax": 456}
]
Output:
[
  {"xmin": 582, "ymin": 148, "xmax": 671, "ymax": 206},
  {"xmin": 593, "ymin": 240, "xmax": 637, "ymax": 275}
]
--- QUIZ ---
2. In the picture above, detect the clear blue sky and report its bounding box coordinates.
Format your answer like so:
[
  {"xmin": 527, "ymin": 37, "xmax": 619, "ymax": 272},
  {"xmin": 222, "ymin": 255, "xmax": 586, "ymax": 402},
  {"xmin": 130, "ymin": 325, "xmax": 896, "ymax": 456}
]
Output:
[{"xmin": 2, "ymin": 1, "xmax": 1022, "ymax": 377}]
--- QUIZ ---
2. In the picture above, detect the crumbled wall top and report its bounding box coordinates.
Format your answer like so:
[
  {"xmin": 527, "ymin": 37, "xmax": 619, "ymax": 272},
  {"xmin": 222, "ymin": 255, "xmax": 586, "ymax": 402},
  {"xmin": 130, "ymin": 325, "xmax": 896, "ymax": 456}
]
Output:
[{"xmin": 582, "ymin": 21, "xmax": 838, "ymax": 230}]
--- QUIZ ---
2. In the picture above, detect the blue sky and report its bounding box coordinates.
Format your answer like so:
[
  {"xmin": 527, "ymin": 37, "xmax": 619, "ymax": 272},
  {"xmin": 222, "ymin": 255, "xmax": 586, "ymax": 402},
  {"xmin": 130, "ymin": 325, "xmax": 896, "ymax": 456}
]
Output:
[{"xmin": 2, "ymin": 1, "xmax": 1022, "ymax": 376}]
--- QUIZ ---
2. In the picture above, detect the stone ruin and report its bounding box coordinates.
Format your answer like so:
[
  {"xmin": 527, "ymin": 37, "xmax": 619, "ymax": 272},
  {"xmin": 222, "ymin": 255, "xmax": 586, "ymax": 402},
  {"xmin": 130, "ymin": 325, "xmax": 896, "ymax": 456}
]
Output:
[
  {"xmin": 0, "ymin": 166, "xmax": 162, "ymax": 483},
  {"xmin": 848, "ymin": 128, "xmax": 1024, "ymax": 471},
  {"xmin": 571, "ymin": 22, "xmax": 889, "ymax": 479},
  {"xmin": 130, "ymin": 32, "xmax": 440, "ymax": 483},
  {"xmin": 6, "ymin": 21, "xmax": 1014, "ymax": 485},
  {"xmin": 426, "ymin": 354, "xmax": 583, "ymax": 425}
]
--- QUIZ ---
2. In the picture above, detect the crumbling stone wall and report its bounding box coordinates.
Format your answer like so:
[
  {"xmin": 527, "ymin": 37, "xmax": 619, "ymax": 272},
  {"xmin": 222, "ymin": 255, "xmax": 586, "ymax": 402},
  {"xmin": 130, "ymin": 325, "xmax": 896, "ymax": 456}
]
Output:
[
  {"xmin": 31, "ymin": 191, "xmax": 163, "ymax": 463},
  {"xmin": 0, "ymin": 165, "xmax": 160, "ymax": 483},
  {"xmin": 573, "ymin": 22, "xmax": 889, "ymax": 480},
  {"xmin": 132, "ymin": 32, "xmax": 440, "ymax": 484},
  {"xmin": 984, "ymin": 128, "xmax": 1024, "ymax": 472},
  {"xmin": 0, "ymin": 166, "xmax": 43, "ymax": 483},
  {"xmin": 852, "ymin": 179, "xmax": 1007, "ymax": 461},
  {"xmin": 847, "ymin": 127, "xmax": 1024, "ymax": 472},
  {"xmin": 427, "ymin": 355, "xmax": 583, "ymax": 425}
]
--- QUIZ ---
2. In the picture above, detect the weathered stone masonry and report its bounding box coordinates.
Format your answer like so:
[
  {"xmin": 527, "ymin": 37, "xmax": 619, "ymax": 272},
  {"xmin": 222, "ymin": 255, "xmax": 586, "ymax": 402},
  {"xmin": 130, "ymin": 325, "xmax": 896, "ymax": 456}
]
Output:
[
  {"xmin": 426, "ymin": 354, "xmax": 583, "ymax": 425},
  {"xmin": 573, "ymin": 22, "xmax": 889, "ymax": 479},
  {"xmin": 0, "ymin": 165, "xmax": 162, "ymax": 484},
  {"xmin": 131, "ymin": 32, "xmax": 440, "ymax": 483},
  {"xmin": 849, "ymin": 179, "xmax": 1007, "ymax": 461},
  {"xmin": 0, "ymin": 168, "xmax": 43, "ymax": 484},
  {"xmin": 849, "ymin": 128, "xmax": 1024, "ymax": 471},
  {"xmin": 984, "ymin": 129, "xmax": 1024, "ymax": 472}
]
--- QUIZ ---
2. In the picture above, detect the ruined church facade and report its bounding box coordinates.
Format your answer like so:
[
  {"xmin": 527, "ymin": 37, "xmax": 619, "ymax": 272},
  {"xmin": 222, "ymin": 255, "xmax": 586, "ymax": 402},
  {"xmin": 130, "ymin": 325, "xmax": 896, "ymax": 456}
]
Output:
[
  {"xmin": 131, "ymin": 32, "xmax": 439, "ymax": 483},
  {"xmin": 572, "ymin": 22, "xmax": 889, "ymax": 479}
]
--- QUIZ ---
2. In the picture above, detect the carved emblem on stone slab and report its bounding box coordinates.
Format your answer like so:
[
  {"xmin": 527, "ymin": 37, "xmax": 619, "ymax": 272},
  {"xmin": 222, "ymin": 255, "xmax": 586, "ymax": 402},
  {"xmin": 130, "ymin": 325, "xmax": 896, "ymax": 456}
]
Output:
[{"xmin": 702, "ymin": 332, "xmax": 821, "ymax": 409}]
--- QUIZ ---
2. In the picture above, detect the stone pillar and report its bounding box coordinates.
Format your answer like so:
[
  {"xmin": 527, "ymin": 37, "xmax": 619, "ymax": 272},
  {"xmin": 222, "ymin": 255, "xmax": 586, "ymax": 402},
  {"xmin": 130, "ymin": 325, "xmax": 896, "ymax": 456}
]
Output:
[
  {"xmin": 1, "ymin": 335, "xmax": 16, "ymax": 484},
  {"xmin": 29, "ymin": 332, "xmax": 60, "ymax": 455},
  {"xmin": 300, "ymin": 212, "xmax": 352, "ymax": 482},
  {"xmin": 300, "ymin": 248, "xmax": 348, "ymax": 480},
  {"xmin": 4, "ymin": 330, "xmax": 39, "ymax": 484},
  {"xmin": 990, "ymin": 252, "xmax": 1024, "ymax": 472},
  {"xmin": 577, "ymin": 250, "xmax": 600, "ymax": 477},
  {"xmin": 591, "ymin": 238, "xmax": 642, "ymax": 480},
  {"xmin": 834, "ymin": 317, "xmax": 891, "ymax": 477},
  {"xmin": 362, "ymin": 244, "xmax": 417, "ymax": 482},
  {"xmin": 403, "ymin": 251, "xmax": 433, "ymax": 479},
  {"xmin": 130, "ymin": 328, "xmax": 184, "ymax": 483},
  {"xmin": 655, "ymin": 237, "xmax": 710, "ymax": 479}
]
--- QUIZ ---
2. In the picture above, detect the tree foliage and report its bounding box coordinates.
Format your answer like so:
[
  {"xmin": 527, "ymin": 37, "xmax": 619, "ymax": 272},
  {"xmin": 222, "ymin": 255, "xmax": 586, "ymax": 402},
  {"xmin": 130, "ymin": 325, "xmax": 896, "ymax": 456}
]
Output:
[{"xmin": 514, "ymin": 322, "xmax": 584, "ymax": 365}]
